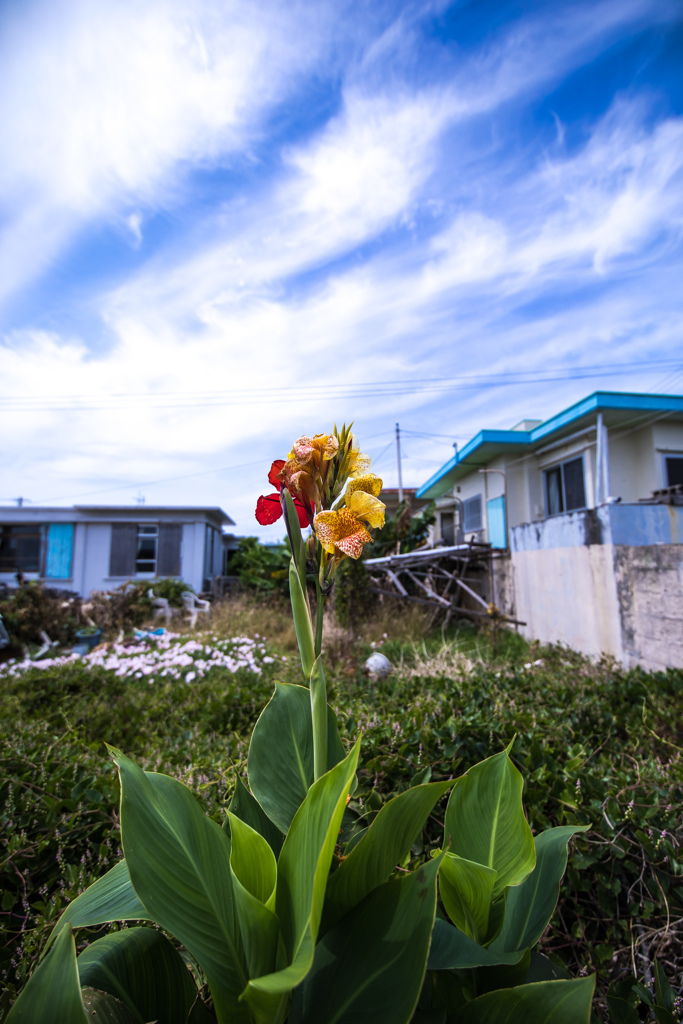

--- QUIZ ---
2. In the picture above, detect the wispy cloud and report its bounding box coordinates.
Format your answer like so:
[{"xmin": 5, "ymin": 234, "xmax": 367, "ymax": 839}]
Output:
[{"xmin": 1, "ymin": 0, "xmax": 682, "ymax": 529}]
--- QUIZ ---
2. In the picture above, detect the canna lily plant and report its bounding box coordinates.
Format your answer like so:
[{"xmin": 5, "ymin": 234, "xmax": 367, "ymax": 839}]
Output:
[{"xmin": 8, "ymin": 425, "xmax": 595, "ymax": 1024}]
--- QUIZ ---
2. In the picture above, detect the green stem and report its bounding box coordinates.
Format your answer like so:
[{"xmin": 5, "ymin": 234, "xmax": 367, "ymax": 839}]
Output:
[
  {"xmin": 311, "ymin": 579, "xmax": 328, "ymax": 780},
  {"xmin": 314, "ymin": 580, "xmax": 324, "ymax": 659},
  {"xmin": 310, "ymin": 655, "xmax": 328, "ymax": 782}
]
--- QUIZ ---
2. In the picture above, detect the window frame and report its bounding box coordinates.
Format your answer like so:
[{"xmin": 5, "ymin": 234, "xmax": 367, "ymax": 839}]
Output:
[
  {"xmin": 463, "ymin": 494, "xmax": 483, "ymax": 533},
  {"xmin": 662, "ymin": 452, "xmax": 683, "ymax": 488},
  {"xmin": 543, "ymin": 454, "xmax": 587, "ymax": 517},
  {"xmin": 135, "ymin": 524, "xmax": 159, "ymax": 576},
  {"xmin": 0, "ymin": 524, "xmax": 44, "ymax": 573}
]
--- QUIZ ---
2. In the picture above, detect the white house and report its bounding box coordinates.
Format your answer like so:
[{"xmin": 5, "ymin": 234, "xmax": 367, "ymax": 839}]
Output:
[
  {"xmin": 0, "ymin": 505, "xmax": 235, "ymax": 597},
  {"xmin": 417, "ymin": 392, "xmax": 683, "ymax": 670}
]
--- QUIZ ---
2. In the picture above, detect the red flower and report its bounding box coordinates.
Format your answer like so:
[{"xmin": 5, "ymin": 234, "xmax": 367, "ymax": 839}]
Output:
[{"xmin": 255, "ymin": 460, "xmax": 309, "ymax": 527}]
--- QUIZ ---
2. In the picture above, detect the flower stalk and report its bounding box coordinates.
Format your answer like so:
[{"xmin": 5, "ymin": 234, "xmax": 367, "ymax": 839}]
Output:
[{"xmin": 256, "ymin": 425, "xmax": 386, "ymax": 781}]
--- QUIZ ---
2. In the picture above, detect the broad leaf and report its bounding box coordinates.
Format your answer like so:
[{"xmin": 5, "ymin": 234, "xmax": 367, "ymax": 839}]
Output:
[
  {"xmin": 240, "ymin": 929, "xmax": 314, "ymax": 1024},
  {"xmin": 490, "ymin": 825, "xmax": 589, "ymax": 954},
  {"xmin": 438, "ymin": 852, "xmax": 497, "ymax": 944},
  {"xmin": 458, "ymin": 975, "xmax": 595, "ymax": 1023},
  {"xmin": 291, "ymin": 855, "xmax": 443, "ymax": 1024},
  {"xmin": 323, "ymin": 780, "xmax": 454, "ymax": 931},
  {"xmin": 228, "ymin": 813, "xmax": 277, "ymax": 906},
  {"xmin": 277, "ymin": 739, "xmax": 361, "ymax": 962},
  {"xmin": 81, "ymin": 989, "xmax": 138, "ymax": 1022},
  {"xmin": 444, "ymin": 746, "xmax": 535, "ymax": 898},
  {"xmin": 77, "ymin": 927, "xmax": 199, "ymax": 1024},
  {"xmin": 111, "ymin": 748, "xmax": 248, "ymax": 1024},
  {"xmin": 427, "ymin": 918, "xmax": 526, "ymax": 970},
  {"xmin": 226, "ymin": 775, "xmax": 283, "ymax": 858},
  {"xmin": 655, "ymin": 960, "xmax": 675, "ymax": 1014},
  {"xmin": 227, "ymin": 813, "xmax": 280, "ymax": 982},
  {"xmin": 248, "ymin": 682, "xmax": 347, "ymax": 833},
  {"xmin": 241, "ymin": 744, "xmax": 360, "ymax": 1023},
  {"xmin": 7, "ymin": 925, "xmax": 87, "ymax": 1023},
  {"xmin": 47, "ymin": 859, "xmax": 151, "ymax": 951},
  {"xmin": 524, "ymin": 951, "xmax": 570, "ymax": 983},
  {"xmin": 605, "ymin": 995, "xmax": 642, "ymax": 1024}
]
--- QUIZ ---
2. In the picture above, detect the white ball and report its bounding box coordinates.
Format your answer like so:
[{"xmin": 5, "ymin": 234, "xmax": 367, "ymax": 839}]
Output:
[{"xmin": 365, "ymin": 652, "xmax": 392, "ymax": 677}]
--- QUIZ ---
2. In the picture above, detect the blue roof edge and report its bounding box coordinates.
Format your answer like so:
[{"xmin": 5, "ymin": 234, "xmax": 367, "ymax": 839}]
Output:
[{"xmin": 416, "ymin": 390, "xmax": 683, "ymax": 498}]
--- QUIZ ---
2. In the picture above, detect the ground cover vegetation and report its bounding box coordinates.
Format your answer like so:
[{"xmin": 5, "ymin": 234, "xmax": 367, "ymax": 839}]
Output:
[
  {"xmin": 1, "ymin": 598, "xmax": 681, "ymax": 1021},
  {"xmin": 1, "ymin": 430, "xmax": 681, "ymax": 1022}
]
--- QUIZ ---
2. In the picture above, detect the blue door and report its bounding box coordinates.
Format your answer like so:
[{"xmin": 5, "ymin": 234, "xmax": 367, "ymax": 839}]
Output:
[
  {"xmin": 45, "ymin": 523, "xmax": 74, "ymax": 579},
  {"xmin": 486, "ymin": 496, "xmax": 507, "ymax": 549}
]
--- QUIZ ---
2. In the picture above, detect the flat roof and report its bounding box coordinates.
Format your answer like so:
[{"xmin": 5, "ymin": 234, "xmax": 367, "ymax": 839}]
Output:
[
  {"xmin": 417, "ymin": 391, "xmax": 683, "ymax": 499},
  {"xmin": 0, "ymin": 505, "xmax": 235, "ymax": 526}
]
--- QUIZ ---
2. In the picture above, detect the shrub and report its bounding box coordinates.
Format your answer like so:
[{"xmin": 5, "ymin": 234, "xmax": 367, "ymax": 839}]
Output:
[{"xmin": 0, "ymin": 582, "xmax": 81, "ymax": 646}]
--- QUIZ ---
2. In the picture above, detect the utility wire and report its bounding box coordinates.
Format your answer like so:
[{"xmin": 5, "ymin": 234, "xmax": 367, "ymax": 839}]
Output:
[{"xmin": 1, "ymin": 360, "xmax": 680, "ymax": 413}]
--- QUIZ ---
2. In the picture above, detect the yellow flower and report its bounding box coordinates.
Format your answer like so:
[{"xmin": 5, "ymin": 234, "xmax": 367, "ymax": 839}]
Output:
[
  {"xmin": 344, "ymin": 473, "xmax": 385, "ymax": 528},
  {"xmin": 345, "ymin": 435, "xmax": 372, "ymax": 477},
  {"xmin": 314, "ymin": 508, "xmax": 372, "ymax": 560},
  {"xmin": 346, "ymin": 490, "xmax": 385, "ymax": 529}
]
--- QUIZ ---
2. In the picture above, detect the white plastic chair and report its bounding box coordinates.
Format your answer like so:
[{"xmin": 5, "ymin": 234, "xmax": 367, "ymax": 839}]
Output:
[
  {"xmin": 148, "ymin": 588, "xmax": 173, "ymax": 625},
  {"xmin": 182, "ymin": 591, "xmax": 210, "ymax": 629}
]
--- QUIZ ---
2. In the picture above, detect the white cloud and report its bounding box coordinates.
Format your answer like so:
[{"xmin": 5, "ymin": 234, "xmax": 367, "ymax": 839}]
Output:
[{"xmin": 0, "ymin": 0, "xmax": 338, "ymax": 309}]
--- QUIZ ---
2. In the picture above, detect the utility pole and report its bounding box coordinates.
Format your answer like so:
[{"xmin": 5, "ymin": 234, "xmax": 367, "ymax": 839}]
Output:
[{"xmin": 396, "ymin": 423, "xmax": 403, "ymax": 502}]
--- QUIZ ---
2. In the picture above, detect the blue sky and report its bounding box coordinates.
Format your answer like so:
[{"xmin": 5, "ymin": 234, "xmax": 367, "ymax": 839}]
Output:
[{"xmin": 1, "ymin": 0, "xmax": 682, "ymax": 538}]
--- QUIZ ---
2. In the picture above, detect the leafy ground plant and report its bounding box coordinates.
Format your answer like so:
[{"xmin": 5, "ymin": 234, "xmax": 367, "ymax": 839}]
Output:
[{"xmin": 7, "ymin": 427, "xmax": 596, "ymax": 1024}]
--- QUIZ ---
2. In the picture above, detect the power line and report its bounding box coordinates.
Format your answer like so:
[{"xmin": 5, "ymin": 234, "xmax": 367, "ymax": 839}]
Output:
[
  {"xmin": 31, "ymin": 459, "xmax": 261, "ymax": 505},
  {"xmin": 1, "ymin": 360, "xmax": 680, "ymax": 413}
]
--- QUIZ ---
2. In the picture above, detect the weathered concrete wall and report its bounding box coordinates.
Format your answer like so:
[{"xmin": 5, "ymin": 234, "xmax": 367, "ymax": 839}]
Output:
[
  {"xmin": 510, "ymin": 541, "xmax": 623, "ymax": 660},
  {"xmin": 614, "ymin": 543, "xmax": 683, "ymax": 671},
  {"xmin": 490, "ymin": 554, "xmax": 516, "ymax": 621},
  {"xmin": 509, "ymin": 504, "xmax": 683, "ymax": 669}
]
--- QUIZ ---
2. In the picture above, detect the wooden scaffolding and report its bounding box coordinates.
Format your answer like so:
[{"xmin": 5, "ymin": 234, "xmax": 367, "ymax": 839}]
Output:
[{"xmin": 364, "ymin": 542, "xmax": 525, "ymax": 629}]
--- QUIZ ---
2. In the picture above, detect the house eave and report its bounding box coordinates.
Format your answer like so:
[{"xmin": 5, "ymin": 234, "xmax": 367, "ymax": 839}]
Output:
[{"xmin": 417, "ymin": 391, "xmax": 683, "ymax": 499}]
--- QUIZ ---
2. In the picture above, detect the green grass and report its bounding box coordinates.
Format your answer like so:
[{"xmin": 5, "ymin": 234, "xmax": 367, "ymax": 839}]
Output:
[{"xmin": 1, "ymin": 598, "xmax": 681, "ymax": 1020}]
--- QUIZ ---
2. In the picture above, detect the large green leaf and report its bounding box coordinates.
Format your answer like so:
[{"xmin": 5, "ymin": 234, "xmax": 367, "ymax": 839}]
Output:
[
  {"xmin": 46, "ymin": 859, "xmax": 151, "ymax": 951},
  {"xmin": 240, "ymin": 929, "xmax": 314, "ymax": 1024},
  {"xmin": 77, "ymin": 927, "xmax": 199, "ymax": 1024},
  {"xmin": 111, "ymin": 748, "xmax": 248, "ymax": 1024},
  {"xmin": 291, "ymin": 855, "xmax": 443, "ymax": 1024},
  {"xmin": 248, "ymin": 682, "xmax": 347, "ymax": 833},
  {"xmin": 444, "ymin": 747, "xmax": 535, "ymax": 898},
  {"xmin": 490, "ymin": 825, "xmax": 590, "ymax": 954},
  {"xmin": 81, "ymin": 989, "xmax": 138, "ymax": 1022},
  {"xmin": 458, "ymin": 975, "xmax": 595, "ymax": 1023},
  {"xmin": 240, "ymin": 744, "xmax": 360, "ymax": 1023},
  {"xmin": 439, "ymin": 853, "xmax": 497, "ymax": 944},
  {"xmin": 227, "ymin": 813, "xmax": 280, "ymax": 982},
  {"xmin": 7, "ymin": 924, "xmax": 87, "ymax": 1023},
  {"xmin": 427, "ymin": 918, "xmax": 526, "ymax": 970},
  {"xmin": 226, "ymin": 775, "xmax": 283, "ymax": 858},
  {"xmin": 277, "ymin": 739, "xmax": 361, "ymax": 962},
  {"xmin": 323, "ymin": 780, "xmax": 454, "ymax": 931}
]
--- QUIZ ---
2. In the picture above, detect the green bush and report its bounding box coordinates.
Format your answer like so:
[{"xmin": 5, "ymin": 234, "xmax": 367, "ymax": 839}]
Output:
[
  {"xmin": 229, "ymin": 536, "xmax": 291, "ymax": 595},
  {"xmin": 1, "ymin": 621, "xmax": 681, "ymax": 1019},
  {"xmin": 0, "ymin": 582, "xmax": 81, "ymax": 646}
]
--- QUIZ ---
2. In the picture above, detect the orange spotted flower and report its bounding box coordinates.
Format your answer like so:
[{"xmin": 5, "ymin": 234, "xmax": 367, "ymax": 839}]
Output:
[{"xmin": 314, "ymin": 508, "xmax": 372, "ymax": 560}]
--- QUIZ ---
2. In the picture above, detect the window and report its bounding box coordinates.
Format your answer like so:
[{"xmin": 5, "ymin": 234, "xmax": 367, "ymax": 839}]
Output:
[
  {"xmin": 110, "ymin": 522, "xmax": 181, "ymax": 578},
  {"xmin": 544, "ymin": 456, "xmax": 586, "ymax": 516},
  {"xmin": 664, "ymin": 455, "xmax": 683, "ymax": 488},
  {"xmin": 463, "ymin": 494, "xmax": 483, "ymax": 532},
  {"xmin": 136, "ymin": 525, "xmax": 158, "ymax": 574},
  {"xmin": 0, "ymin": 525, "xmax": 42, "ymax": 572}
]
